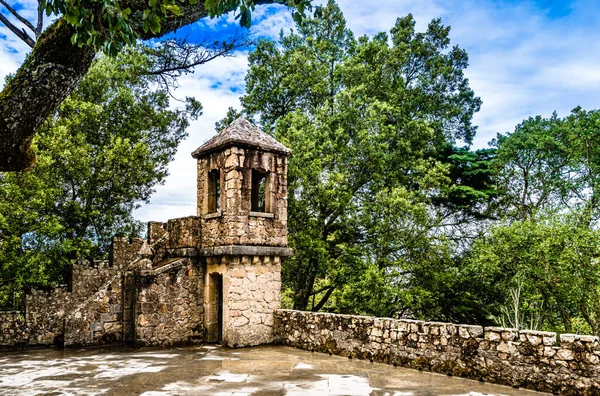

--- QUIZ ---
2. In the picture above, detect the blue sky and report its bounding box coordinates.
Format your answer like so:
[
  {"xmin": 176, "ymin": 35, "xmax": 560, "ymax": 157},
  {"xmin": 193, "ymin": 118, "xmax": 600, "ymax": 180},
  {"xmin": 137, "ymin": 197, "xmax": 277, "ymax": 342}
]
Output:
[{"xmin": 1, "ymin": 0, "xmax": 599, "ymax": 222}]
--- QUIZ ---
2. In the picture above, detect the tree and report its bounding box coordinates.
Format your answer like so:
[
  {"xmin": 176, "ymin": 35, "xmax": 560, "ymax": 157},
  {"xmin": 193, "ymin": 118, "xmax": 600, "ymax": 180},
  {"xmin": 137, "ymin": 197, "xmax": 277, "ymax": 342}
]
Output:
[
  {"xmin": 476, "ymin": 108, "xmax": 600, "ymax": 334},
  {"xmin": 0, "ymin": 0, "xmax": 311, "ymax": 171},
  {"xmin": 0, "ymin": 47, "xmax": 196, "ymax": 309},
  {"xmin": 432, "ymin": 145, "xmax": 499, "ymax": 245},
  {"xmin": 492, "ymin": 114, "xmax": 568, "ymax": 221},
  {"xmin": 467, "ymin": 215, "xmax": 600, "ymax": 335},
  {"xmin": 224, "ymin": 0, "xmax": 483, "ymax": 316},
  {"xmin": 493, "ymin": 108, "xmax": 600, "ymax": 226}
]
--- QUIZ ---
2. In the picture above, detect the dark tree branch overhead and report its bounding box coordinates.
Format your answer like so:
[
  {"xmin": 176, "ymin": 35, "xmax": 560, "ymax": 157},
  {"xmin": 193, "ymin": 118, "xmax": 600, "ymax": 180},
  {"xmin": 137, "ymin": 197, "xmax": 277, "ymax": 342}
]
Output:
[
  {"xmin": 0, "ymin": 11, "xmax": 36, "ymax": 47},
  {"xmin": 0, "ymin": 0, "xmax": 286, "ymax": 171},
  {"xmin": 0, "ymin": 0, "xmax": 37, "ymax": 35},
  {"xmin": 143, "ymin": 30, "xmax": 252, "ymax": 92}
]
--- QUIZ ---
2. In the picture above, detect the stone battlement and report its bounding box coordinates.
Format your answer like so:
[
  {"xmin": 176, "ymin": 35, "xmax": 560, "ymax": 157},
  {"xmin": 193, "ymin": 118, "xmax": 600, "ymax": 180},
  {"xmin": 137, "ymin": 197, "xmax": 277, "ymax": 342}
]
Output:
[
  {"xmin": 1, "ymin": 118, "xmax": 289, "ymax": 350},
  {"xmin": 274, "ymin": 310, "xmax": 600, "ymax": 395}
]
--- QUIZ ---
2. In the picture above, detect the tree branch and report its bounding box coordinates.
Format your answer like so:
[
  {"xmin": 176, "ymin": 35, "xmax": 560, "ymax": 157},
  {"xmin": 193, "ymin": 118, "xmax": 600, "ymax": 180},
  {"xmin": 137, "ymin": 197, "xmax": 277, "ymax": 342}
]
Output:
[
  {"xmin": 0, "ymin": 0, "xmax": 282, "ymax": 171},
  {"xmin": 311, "ymin": 285, "xmax": 335, "ymax": 312},
  {"xmin": 36, "ymin": 0, "xmax": 44, "ymax": 37},
  {"xmin": 141, "ymin": 30, "xmax": 252, "ymax": 91},
  {"xmin": 0, "ymin": 11, "xmax": 35, "ymax": 47},
  {"xmin": 0, "ymin": 0, "xmax": 37, "ymax": 35}
]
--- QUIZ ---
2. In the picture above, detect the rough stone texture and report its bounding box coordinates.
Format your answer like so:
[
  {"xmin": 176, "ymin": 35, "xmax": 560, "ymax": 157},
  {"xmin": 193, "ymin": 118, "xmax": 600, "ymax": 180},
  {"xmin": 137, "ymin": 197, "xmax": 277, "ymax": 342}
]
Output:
[
  {"xmin": 63, "ymin": 264, "xmax": 123, "ymax": 346},
  {"xmin": 135, "ymin": 258, "xmax": 204, "ymax": 346},
  {"xmin": 205, "ymin": 255, "xmax": 281, "ymax": 348},
  {"xmin": 198, "ymin": 245, "xmax": 293, "ymax": 257},
  {"xmin": 24, "ymin": 286, "xmax": 70, "ymax": 345},
  {"xmin": 0, "ymin": 312, "xmax": 27, "ymax": 346},
  {"xmin": 1, "ymin": 261, "xmax": 123, "ymax": 348},
  {"xmin": 111, "ymin": 237, "xmax": 146, "ymax": 270},
  {"xmin": 1, "ymin": 118, "xmax": 290, "ymax": 350},
  {"xmin": 148, "ymin": 221, "xmax": 168, "ymax": 245},
  {"xmin": 167, "ymin": 216, "xmax": 202, "ymax": 248},
  {"xmin": 274, "ymin": 310, "xmax": 600, "ymax": 395},
  {"xmin": 196, "ymin": 146, "xmax": 288, "ymax": 248}
]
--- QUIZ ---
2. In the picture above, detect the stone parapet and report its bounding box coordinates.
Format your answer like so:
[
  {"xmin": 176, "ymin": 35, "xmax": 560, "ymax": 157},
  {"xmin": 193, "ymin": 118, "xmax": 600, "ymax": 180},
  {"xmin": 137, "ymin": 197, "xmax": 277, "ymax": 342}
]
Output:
[
  {"xmin": 274, "ymin": 310, "xmax": 600, "ymax": 395},
  {"xmin": 167, "ymin": 216, "xmax": 202, "ymax": 249},
  {"xmin": 0, "ymin": 311, "xmax": 27, "ymax": 347}
]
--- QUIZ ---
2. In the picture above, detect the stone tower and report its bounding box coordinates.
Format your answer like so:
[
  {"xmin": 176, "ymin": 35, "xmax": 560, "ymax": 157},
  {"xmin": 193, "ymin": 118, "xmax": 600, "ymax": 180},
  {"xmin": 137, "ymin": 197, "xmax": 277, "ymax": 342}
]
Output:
[
  {"xmin": 191, "ymin": 117, "xmax": 292, "ymax": 346},
  {"xmin": 0, "ymin": 117, "xmax": 291, "ymax": 349}
]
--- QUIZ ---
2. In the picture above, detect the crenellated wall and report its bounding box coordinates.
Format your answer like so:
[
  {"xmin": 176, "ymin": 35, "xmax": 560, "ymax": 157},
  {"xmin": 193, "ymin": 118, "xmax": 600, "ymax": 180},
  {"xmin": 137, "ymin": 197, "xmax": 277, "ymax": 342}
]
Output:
[
  {"xmin": 274, "ymin": 310, "xmax": 600, "ymax": 395},
  {"xmin": 0, "ymin": 261, "xmax": 123, "ymax": 348}
]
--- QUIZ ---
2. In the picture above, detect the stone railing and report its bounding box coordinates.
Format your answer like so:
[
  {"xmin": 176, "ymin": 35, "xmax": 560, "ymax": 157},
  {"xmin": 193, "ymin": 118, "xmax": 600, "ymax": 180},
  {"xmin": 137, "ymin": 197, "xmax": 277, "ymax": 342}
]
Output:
[{"xmin": 274, "ymin": 309, "xmax": 600, "ymax": 395}]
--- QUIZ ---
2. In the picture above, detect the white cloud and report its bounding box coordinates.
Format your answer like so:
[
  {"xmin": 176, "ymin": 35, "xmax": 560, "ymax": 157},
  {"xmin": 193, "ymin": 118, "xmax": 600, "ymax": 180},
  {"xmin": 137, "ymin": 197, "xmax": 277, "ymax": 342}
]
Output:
[
  {"xmin": 2, "ymin": 0, "xmax": 600, "ymax": 222},
  {"xmin": 133, "ymin": 53, "xmax": 249, "ymax": 222}
]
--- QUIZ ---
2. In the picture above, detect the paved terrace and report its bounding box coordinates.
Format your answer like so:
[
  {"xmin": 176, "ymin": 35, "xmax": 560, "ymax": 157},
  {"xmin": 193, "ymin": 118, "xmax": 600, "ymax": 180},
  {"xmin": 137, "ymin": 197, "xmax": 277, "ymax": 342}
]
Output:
[{"xmin": 0, "ymin": 345, "xmax": 545, "ymax": 395}]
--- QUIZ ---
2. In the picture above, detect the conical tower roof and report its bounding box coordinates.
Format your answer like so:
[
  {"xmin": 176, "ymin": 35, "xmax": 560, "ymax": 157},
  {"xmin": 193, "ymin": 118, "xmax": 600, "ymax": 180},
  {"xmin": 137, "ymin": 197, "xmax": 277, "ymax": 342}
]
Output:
[{"xmin": 191, "ymin": 117, "xmax": 291, "ymax": 158}]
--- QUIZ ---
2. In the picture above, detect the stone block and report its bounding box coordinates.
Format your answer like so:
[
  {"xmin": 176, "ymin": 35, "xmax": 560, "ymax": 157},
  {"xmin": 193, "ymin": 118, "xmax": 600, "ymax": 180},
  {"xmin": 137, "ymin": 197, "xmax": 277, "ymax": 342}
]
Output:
[{"xmin": 101, "ymin": 313, "xmax": 116, "ymax": 323}]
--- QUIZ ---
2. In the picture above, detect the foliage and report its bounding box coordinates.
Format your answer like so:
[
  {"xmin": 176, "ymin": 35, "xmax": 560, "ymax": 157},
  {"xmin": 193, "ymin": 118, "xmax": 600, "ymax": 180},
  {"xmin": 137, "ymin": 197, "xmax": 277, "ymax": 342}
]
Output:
[
  {"xmin": 477, "ymin": 108, "xmax": 600, "ymax": 335},
  {"xmin": 467, "ymin": 215, "xmax": 600, "ymax": 335},
  {"xmin": 224, "ymin": 0, "xmax": 485, "ymax": 318},
  {"xmin": 493, "ymin": 109, "xmax": 600, "ymax": 225},
  {"xmin": 40, "ymin": 0, "xmax": 314, "ymax": 55},
  {"xmin": 0, "ymin": 48, "xmax": 195, "ymax": 309}
]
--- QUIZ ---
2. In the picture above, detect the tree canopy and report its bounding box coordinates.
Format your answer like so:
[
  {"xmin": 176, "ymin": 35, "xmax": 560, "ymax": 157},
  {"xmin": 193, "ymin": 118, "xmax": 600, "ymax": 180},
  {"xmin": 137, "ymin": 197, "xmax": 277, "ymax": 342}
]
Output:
[
  {"xmin": 471, "ymin": 109, "xmax": 600, "ymax": 335},
  {"xmin": 220, "ymin": 0, "xmax": 489, "ymax": 319},
  {"xmin": 0, "ymin": 0, "xmax": 311, "ymax": 171},
  {"xmin": 0, "ymin": 47, "xmax": 195, "ymax": 309},
  {"xmin": 219, "ymin": 1, "xmax": 600, "ymax": 336}
]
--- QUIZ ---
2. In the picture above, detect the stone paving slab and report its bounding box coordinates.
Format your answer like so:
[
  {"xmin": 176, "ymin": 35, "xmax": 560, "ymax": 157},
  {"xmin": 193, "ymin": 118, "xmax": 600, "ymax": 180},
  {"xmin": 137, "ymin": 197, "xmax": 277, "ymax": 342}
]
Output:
[{"xmin": 0, "ymin": 345, "xmax": 546, "ymax": 395}]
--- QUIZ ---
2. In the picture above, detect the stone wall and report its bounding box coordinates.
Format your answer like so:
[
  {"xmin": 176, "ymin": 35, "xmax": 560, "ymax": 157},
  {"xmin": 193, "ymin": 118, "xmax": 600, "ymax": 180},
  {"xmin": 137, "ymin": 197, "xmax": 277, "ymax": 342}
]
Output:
[
  {"xmin": 135, "ymin": 258, "xmax": 204, "ymax": 346},
  {"xmin": 63, "ymin": 264, "xmax": 123, "ymax": 346},
  {"xmin": 167, "ymin": 217, "xmax": 202, "ymax": 249},
  {"xmin": 196, "ymin": 147, "xmax": 288, "ymax": 248},
  {"xmin": 205, "ymin": 255, "xmax": 281, "ymax": 347},
  {"xmin": 111, "ymin": 237, "xmax": 146, "ymax": 270},
  {"xmin": 24, "ymin": 286, "xmax": 70, "ymax": 345},
  {"xmin": 0, "ymin": 311, "xmax": 27, "ymax": 346},
  {"xmin": 0, "ymin": 262, "xmax": 124, "ymax": 348},
  {"xmin": 274, "ymin": 310, "xmax": 600, "ymax": 395}
]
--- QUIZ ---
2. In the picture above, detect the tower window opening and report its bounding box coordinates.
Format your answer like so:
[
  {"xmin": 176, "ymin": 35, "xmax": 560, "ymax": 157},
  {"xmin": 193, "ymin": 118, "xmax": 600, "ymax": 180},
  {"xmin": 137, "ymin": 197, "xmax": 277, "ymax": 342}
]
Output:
[
  {"xmin": 251, "ymin": 170, "xmax": 267, "ymax": 212},
  {"xmin": 208, "ymin": 169, "xmax": 220, "ymax": 213}
]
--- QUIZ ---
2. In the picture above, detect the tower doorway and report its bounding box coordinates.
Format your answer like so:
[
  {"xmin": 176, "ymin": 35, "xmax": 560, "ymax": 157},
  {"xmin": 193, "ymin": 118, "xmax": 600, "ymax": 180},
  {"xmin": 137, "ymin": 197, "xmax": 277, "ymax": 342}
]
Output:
[{"xmin": 207, "ymin": 272, "xmax": 223, "ymax": 343}]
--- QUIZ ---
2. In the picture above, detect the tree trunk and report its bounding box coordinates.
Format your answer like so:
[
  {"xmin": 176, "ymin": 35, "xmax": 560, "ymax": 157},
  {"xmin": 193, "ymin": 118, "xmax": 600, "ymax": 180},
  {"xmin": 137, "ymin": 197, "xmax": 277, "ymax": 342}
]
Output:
[
  {"xmin": 0, "ymin": 0, "xmax": 279, "ymax": 171},
  {"xmin": 311, "ymin": 285, "xmax": 335, "ymax": 312},
  {"xmin": 293, "ymin": 261, "xmax": 317, "ymax": 311},
  {"xmin": 0, "ymin": 19, "xmax": 95, "ymax": 171}
]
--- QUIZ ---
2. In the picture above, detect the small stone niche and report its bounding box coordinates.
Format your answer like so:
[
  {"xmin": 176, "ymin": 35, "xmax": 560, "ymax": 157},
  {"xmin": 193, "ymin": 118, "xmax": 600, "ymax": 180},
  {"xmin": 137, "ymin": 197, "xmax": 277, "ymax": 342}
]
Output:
[
  {"xmin": 207, "ymin": 169, "xmax": 221, "ymax": 214},
  {"xmin": 250, "ymin": 169, "xmax": 269, "ymax": 213}
]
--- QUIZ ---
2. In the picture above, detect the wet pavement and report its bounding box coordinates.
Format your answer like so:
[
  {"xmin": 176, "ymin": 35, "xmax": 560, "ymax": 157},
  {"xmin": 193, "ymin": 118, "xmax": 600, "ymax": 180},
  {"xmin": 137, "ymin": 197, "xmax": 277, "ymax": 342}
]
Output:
[{"xmin": 0, "ymin": 344, "xmax": 545, "ymax": 395}]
